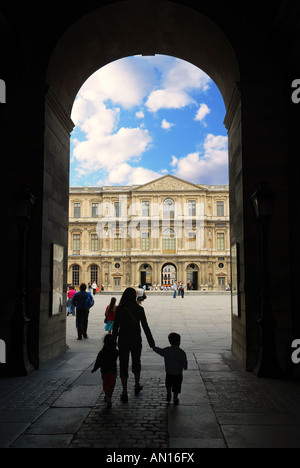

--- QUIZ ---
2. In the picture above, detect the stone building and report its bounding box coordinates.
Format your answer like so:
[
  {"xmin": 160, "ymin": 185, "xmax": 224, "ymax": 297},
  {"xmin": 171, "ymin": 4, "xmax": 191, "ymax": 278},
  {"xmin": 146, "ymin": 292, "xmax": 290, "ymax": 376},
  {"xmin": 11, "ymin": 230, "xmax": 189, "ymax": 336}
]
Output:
[{"xmin": 68, "ymin": 175, "xmax": 230, "ymax": 292}]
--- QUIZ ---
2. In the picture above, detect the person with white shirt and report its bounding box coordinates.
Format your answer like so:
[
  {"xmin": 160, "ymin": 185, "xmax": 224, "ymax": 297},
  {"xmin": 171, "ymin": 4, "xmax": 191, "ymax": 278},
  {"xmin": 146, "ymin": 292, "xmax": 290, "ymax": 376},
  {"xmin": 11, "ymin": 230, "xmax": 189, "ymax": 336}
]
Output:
[
  {"xmin": 137, "ymin": 285, "xmax": 146, "ymax": 304},
  {"xmin": 92, "ymin": 281, "xmax": 97, "ymax": 295}
]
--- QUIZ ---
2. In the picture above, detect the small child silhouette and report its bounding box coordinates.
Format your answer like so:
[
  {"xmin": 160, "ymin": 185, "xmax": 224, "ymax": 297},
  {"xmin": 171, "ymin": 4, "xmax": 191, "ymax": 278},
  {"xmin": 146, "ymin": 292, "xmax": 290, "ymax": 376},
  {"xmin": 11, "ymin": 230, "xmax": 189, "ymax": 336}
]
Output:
[
  {"xmin": 153, "ymin": 332, "xmax": 187, "ymax": 405},
  {"xmin": 91, "ymin": 334, "xmax": 119, "ymax": 408}
]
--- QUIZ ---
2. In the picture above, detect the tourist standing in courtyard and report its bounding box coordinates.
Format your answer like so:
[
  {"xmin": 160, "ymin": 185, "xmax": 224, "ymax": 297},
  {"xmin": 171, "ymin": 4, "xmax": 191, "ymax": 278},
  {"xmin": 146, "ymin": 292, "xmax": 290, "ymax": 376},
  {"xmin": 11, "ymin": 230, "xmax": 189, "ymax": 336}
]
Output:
[
  {"xmin": 104, "ymin": 297, "xmax": 117, "ymax": 334},
  {"xmin": 92, "ymin": 281, "xmax": 97, "ymax": 295},
  {"xmin": 112, "ymin": 287, "xmax": 155, "ymax": 402},
  {"xmin": 137, "ymin": 285, "xmax": 146, "ymax": 304},
  {"xmin": 67, "ymin": 285, "xmax": 76, "ymax": 316},
  {"xmin": 71, "ymin": 283, "xmax": 94, "ymax": 340}
]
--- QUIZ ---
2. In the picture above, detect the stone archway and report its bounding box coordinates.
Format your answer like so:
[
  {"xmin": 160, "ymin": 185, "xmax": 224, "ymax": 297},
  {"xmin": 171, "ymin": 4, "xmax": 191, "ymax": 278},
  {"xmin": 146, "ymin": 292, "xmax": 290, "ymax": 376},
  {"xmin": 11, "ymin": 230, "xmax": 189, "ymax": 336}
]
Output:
[
  {"xmin": 161, "ymin": 262, "xmax": 177, "ymax": 288},
  {"xmin": 42, "ymin": 0, "xmax": 242, "ymax": 368},
  {"xmin": 3, "ymin": 1, "xmax": 295, "ymax": 377}
]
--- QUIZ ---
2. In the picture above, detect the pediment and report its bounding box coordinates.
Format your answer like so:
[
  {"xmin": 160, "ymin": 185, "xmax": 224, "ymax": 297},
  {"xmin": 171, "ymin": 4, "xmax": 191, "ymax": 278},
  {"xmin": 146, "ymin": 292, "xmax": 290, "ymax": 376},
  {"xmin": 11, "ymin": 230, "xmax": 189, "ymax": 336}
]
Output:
[{"xmin": 134, "ymin": 175, "xmax": 203, "ymax": 192}]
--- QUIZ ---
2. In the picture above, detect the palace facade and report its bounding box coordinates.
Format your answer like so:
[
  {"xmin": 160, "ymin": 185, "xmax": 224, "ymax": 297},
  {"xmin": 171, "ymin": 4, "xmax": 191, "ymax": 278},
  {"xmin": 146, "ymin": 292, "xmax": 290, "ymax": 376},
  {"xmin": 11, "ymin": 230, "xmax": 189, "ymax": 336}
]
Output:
[{"xmin": 68, "ymin": 175, "xmax": 230, "ymax": 291}]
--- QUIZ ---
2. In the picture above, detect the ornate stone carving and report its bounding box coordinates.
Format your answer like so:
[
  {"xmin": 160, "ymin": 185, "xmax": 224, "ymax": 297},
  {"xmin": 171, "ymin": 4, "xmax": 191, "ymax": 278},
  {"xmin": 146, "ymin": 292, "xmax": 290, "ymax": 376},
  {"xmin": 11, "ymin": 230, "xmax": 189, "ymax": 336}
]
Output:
[{"xmin": 135, "ymin": 175, "xmax": 202, "ymax": 192}]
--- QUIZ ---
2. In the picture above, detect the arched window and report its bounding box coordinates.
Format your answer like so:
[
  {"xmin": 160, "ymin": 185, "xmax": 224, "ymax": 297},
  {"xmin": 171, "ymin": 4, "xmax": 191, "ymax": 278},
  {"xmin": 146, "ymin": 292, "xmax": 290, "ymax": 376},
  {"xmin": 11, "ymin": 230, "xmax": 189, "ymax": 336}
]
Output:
[
  {"xmin": 162, "ymin": 228, "xmax": 175, "ymax": 253},
  {"xmin": 163, "ymin": 198, "xmax": 175, "ymax": 218},
  {"xmin": 72, "ymin": 265, "xmax": 80, "ymax": 286}
]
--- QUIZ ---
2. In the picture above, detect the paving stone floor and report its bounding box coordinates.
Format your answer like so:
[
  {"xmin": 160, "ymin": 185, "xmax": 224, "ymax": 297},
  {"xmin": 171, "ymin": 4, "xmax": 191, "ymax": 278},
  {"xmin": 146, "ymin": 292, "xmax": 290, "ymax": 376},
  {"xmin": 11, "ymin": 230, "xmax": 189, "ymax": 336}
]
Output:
[{"xmin": 1, "ymin": 292, "xmax": 300, "ymax": 449}]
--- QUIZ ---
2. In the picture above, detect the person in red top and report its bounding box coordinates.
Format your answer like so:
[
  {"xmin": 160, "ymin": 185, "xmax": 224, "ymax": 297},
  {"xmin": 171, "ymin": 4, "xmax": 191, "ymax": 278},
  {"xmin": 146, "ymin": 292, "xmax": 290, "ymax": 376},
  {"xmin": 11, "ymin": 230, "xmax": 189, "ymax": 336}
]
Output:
[
  {"xmin": 104, "ymin": 297, "xmax": 117, "ymax": 334},
  {"xmin": 67, "ymin": 285, "xmax": 76, "ymax": 316}
]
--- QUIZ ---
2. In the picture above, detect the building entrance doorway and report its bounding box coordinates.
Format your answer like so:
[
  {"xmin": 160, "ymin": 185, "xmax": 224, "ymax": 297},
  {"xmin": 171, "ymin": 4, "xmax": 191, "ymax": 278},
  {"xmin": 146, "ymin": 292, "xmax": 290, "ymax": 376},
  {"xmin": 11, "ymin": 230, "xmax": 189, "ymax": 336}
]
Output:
[
  {"xmin": 113, "ymin": 277, "xmax": 121, "ymax": 290},
  {"xmin": 140, "ymin": 264, "xmax": 152, "ymax": 288},
  {"xmin": 186, "ymin": 264, "xmax": 199, "ymax": 290},
  {"xmin": 218, "ymin": 277, "xmax": 226, "ymax": 291}
]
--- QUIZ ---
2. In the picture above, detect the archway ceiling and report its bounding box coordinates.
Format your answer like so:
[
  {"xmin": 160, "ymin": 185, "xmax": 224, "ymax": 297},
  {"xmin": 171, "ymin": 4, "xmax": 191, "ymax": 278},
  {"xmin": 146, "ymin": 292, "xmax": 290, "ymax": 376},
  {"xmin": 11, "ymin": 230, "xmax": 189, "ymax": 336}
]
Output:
[{"xmin": 46, "ymin": 0, "xmax": 240, "ymax": 114}]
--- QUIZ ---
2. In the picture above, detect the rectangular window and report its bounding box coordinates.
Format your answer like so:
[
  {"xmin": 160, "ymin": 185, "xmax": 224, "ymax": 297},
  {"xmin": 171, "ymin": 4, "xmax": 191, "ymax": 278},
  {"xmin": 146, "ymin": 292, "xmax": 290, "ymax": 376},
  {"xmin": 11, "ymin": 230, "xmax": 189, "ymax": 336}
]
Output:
[
  {"xmin": 114, "ymin": 202, "xmax": 121, "ymax": 218},
  {"xmin": 188, "ymin": 231, "xmax": 196, "ymax": 249},
  {"xmin": 217, "ymin": 232, "xmax": 225, "ymax": 250},
  {"xmin": 217, "ymin": 201, "xmax": 224, "ymax": 217},
  {"xmin": 92, "ymin": 203, "xmax": 99, "ymax": 218},
  {"xmin": 72, "ymin": 265, "xmax": 80, "ymax": 286},
  {"xmin": 74, "ymin": 203, "xmax": 81, "ymax": 218},
  {"xmin": 91, "ymin": 234, "xmax": 98, "ymax": 251},
  {"xmin": 162, "ymin": 237, "xmax": 175, "ymax": 253},
  {"xmin": 114, "ymin": 234, "xmax": 121, "ymax": 251},
  {"xmin": 142, "ymin": 201, "xmax": 149, "ymax": 216},
  {"xmin": 188, "ymin": 200, "xmax": 196, "ymax": 216},
  {"xmin": 142, "ymin": 232, "xmax": 149, "ymax": 250},
  {"xmin": 73, "ymin": 234, "xmax": 80, "ymax": 254}
]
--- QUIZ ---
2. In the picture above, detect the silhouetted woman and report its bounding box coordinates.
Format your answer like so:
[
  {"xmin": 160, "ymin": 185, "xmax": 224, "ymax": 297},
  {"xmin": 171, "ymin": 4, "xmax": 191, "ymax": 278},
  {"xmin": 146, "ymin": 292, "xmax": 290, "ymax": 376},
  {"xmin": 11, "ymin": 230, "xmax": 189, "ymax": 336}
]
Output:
[{"xmin": 112, "ymin": 287, "xmax": 155, "ymax": 402}]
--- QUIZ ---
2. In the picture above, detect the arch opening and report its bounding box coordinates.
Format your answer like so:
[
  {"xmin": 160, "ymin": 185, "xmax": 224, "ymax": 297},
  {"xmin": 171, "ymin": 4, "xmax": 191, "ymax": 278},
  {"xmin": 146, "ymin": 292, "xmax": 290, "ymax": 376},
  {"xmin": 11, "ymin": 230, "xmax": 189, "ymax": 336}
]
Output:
[
  {"xmin": 42, "ymin": 0, "xmax": 242, "ymax": 369},
  {"xmin": 161, "ymin": 262, "xmax": 177, "ymax": 288}
]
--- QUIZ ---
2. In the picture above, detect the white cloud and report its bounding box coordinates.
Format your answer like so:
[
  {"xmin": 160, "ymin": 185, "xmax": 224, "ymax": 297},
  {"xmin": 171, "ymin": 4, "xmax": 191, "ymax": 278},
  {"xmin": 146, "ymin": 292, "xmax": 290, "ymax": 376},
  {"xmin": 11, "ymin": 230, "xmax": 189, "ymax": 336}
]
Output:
[
  {"xmin": 145, "ymin": 58, "xmax": 211, "ymax": 113},
  {"xmin": 126, "ymin": 167, "xmax": 162, "ymax": 186},
  {"xmin": 136, "ymin": 111, "xmax": 144, "ymax": 119},
  {"xmin": 195, "ymin": 103, "xmax": 211, "ymax": 122},
  {"xmin": 69, "ymin": 55, "xmax": 222, "ymax": 187},
  {"xmin": 72, "ymin": 127, "xmax": 152, "ymax": 177},
  {"xmin": 170, "ymin": 155, "xmax": 178, "ymax": 167},
  {"xmin": 73, "ymin": 59, "xmax": 156, "ymax": 110},
  {"xmin": 171, "ymin": 134, "xmax": 228, "ymax": 185},
  {"xmin": 162, "ymin": 59, "xmax": 211, "ymax": 92},
  {"xmin": 146, "ymin": 89, "xmax": 193, "ymax": 112},
  {"xmin": 72, "ymin": 100, "xmax": 120, "ymax": 138},
  {"xmin": 103, "ymin": 164, "xmax": 162, "ymax": 186},
  {"xmin": 70, "ymin": 58, "xmax": 156, "ymax": 183},
  {"xmin": 161, "ymin": 119, "xmax": 175, "ymax": 130}
]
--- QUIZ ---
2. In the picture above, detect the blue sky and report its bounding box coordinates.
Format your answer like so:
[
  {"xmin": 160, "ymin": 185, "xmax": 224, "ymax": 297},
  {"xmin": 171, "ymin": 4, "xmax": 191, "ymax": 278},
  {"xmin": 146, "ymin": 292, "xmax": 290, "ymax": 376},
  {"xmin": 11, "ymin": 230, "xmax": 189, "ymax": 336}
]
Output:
[{"xmin": 70, "ymin": 55, "xmax": 228, "ymax": 187}]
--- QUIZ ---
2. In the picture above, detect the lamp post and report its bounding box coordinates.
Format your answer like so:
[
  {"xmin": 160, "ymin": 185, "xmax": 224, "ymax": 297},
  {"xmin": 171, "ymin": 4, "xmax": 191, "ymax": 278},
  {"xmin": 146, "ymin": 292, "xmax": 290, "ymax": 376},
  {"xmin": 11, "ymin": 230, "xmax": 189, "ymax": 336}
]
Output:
[
  {"xmin": 11, "ymin": 184, "xmax": 36, "ymax": 375},
  {"xmin": 250, "ymin": 183, "xmax": 282, "ymax": 377}
]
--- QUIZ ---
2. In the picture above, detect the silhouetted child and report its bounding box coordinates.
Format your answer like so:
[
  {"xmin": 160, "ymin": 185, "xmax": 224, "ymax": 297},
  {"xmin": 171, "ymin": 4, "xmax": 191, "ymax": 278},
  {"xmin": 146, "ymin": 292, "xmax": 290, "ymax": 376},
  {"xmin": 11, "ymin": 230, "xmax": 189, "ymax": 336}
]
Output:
[
  {"xmin": 153, "ymin": 332, "xmax": 187, "ymax": 405},
  {"xmin": 91, "ymin": 334, "xmax": 119, "ymax": 408}
]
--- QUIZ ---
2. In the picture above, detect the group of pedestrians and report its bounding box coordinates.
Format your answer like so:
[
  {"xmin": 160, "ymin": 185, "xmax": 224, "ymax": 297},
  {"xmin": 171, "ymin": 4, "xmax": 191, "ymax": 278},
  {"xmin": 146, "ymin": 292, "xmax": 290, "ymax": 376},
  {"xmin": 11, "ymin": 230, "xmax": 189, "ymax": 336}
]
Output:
[
  {"xmin": 91, "ymin": 287, "xmax": 188, "ymax": 409},
  {"xmin": 172, "ymin": 282, "xmax": 185, "ymax": 298},
  {"xmin": 88, "ymin": 281, "xmax": 104, "ymax": 295}
]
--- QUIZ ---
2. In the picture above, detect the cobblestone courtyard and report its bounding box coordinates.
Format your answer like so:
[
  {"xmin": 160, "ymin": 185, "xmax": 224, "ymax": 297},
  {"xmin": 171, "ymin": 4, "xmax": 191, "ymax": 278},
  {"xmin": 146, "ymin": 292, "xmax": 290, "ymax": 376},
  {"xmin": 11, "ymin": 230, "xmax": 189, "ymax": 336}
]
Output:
[
  {"xmin": 67, "ymin": 292, "xmax": 231, "ymax": 448},
  {"xmin": 2, "ymin": 292, "xmax": 300, "ymax": 448}
]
